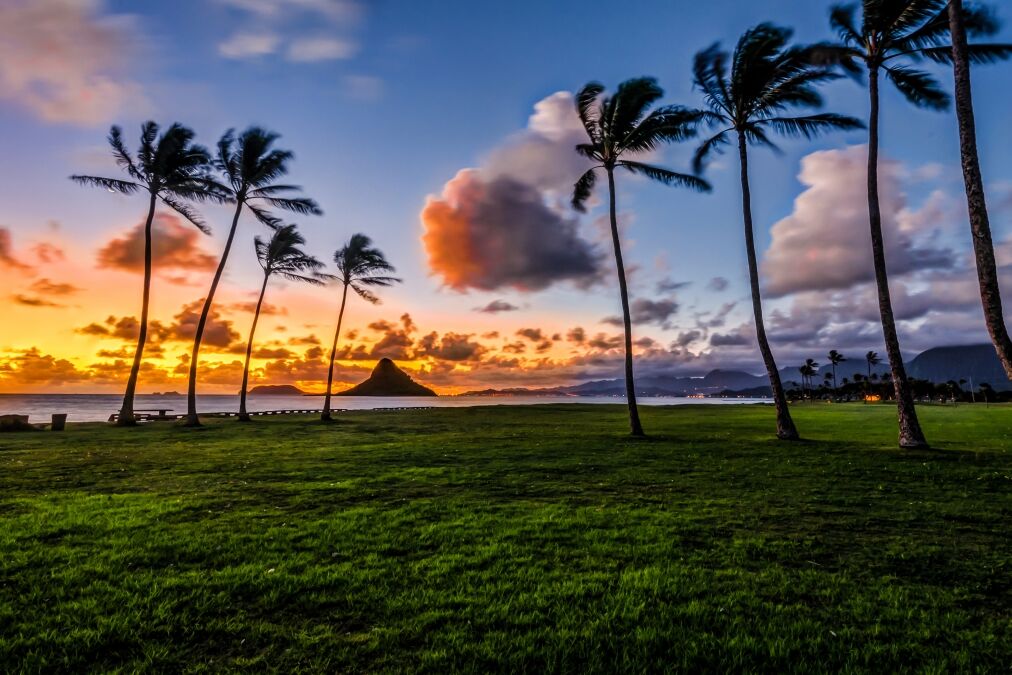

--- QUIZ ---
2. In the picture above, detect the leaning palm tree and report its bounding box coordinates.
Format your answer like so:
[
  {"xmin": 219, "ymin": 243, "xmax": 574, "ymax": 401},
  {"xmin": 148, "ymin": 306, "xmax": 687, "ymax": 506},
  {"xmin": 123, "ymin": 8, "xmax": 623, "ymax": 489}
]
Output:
[
  {"xmin": 571, "ymin": 77, "xmax": 710, "ymax": 437},
  {"xmin": 828, "ymin": 349, "xmax": 848, "ymax": 394},
  {"xmin": 71, "ymin": 122, "xmax": 227, "ymax": 426},
  {"xmin": 692, "ymin": 23, "xmax": 864, "ymax": 440},
  {"xmin": 238, "ymin": 224, "xmax": 327, "ymax": 422},
  {"xmin": 940, "ymin": 1, "xmax": 1012, "ymax": 377},
  {"xmin": 811, "ymin": 0, "xmax": 983, "ymax": 447},
  {"xmin": 321, "ymin": 234, "xmax": 401, "ymax": 422},
  {"xmin": 185, "ymin": 127, "xmax": 322, "ymax": 426}
]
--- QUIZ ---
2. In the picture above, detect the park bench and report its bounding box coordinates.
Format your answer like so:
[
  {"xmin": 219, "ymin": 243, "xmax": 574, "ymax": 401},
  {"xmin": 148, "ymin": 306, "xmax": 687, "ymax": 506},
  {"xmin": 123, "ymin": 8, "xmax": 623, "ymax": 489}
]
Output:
[{"xmin": 107, "ymin": 409, "xmax": 174, "ymax": 423}]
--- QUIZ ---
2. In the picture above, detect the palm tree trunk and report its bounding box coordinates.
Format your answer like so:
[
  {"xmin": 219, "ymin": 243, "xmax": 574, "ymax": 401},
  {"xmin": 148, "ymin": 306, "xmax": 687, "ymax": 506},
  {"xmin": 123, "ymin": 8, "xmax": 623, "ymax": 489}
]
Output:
[
  {"xmin": 321, "ymin": 283, "xmax": 349, "ymax": 422},
  {"xmin": 606, "ymin": 168, "xmax": 644, "ymax": 437},
  {"xmin": 238, "ymin": 272, "xmax": 269, "ymax": 422},
  {"xmin": 185, "ymin": 201, "xmax": 244, "ymax": 426},
  {"xmin": 737, "ymin": 134, "xmax": 799, "ymax": 440},
  {"xmin": 867, "ymin": 68, "xmax": 928, "ymax": 449},
  {"xmin": 117, "ymin": 192, "xmax": 158, "ymax": 426},
  {"xmin": 949, "ymin": 0, "xmax": 1012, "ymax": 379}
]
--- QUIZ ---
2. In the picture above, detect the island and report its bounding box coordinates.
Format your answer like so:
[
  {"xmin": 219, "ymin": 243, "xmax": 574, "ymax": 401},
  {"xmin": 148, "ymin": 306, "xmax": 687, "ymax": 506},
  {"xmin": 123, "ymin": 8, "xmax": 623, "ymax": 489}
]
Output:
[
  {"xmin": 337, "ymin": 358, "xmax": 437, "ymax": 397},
  {"xmin": 247, "ymin": 384, "xmax": 308, "ymax": 396}
]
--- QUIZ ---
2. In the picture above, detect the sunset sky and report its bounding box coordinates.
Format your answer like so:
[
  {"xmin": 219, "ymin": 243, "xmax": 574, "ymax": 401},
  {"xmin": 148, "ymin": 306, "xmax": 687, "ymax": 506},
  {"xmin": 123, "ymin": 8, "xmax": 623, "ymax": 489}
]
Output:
[{"xmin": 1, "ymin": 0, "xmax": 1010, "ymax": 394}]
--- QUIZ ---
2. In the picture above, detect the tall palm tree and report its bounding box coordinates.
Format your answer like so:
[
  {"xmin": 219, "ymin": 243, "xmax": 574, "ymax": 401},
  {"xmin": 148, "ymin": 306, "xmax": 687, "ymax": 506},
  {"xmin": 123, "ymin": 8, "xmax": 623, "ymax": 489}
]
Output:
[
  {"xmin": 321, "ymin": 234, "xmax": 401, "ymax": 422},
  {"xmin": 692, "ymin": 24, "xmax": 864, "ymax": 440},
  {"xmin": 811, "ymin": 0, "xmax": 984, "ymax": 447},
  {"xmin": 185, "ymin": 127, "xmax": 321, "ymax": 426},
  {"xmin": 940, "ymin": 1, "xmax": 1012, "ymax": 377},
  {"xmin": 828, "ymin": 349, "xmax": 848, "ymax": 394},
  {"xmin": 866, "ymin": 349, "xmax": 881, "ymax": 379},
  {"xmin": 571, "ymin": 78, "xmax": 710, "ymax": 437},
  {"xmin": 238, "ymin": 224, "xmax": 327, "ymax": 422},
  {"xmin": 71, "ymin": 122, "xmax": 227, "ymax": 426}
]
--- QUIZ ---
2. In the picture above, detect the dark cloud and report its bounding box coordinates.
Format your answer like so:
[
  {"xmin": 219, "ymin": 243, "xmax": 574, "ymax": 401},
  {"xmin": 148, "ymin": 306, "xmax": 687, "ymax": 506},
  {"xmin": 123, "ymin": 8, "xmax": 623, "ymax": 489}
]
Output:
[
  {"xmin": 566, "ymin": 327, "xmax": 586, "ymax": 344},
  {"xmin": 475, "ymin": 299, "xmax": 519, "ymax": 314},
  {"xmin": 422, "ymin": 170, "xmax": 601, "ymax": 292},
  {"xmin": 656, "ymin": 278, "xmax": 690, "ymax": 293},
  {"xmin": 29, "ymin": 278, "xmax": 81, "ymax": 296},
  {"xmin": 516, "ymin": 327, "xmax": 544, "ymax": 342},
  {"xmin": 603, "ymin": 298, "xmax": 679, "ymax": 329},
  {"xmin": 707, "ymin": 276, "xmax": 729, "ymax": 292},
  {"xmin": 417, "ymin": 332, "xmax": 487, "ymax": 361},
  {"xmin": 96, "ymin": 213, "xmax": 217, "ymax": 277},
  {"xmin": 0, "ymin": 227, "xmax": 33, "ymax": 272},
  {"xmin": 11, "ymin": 294, "xmax": 63, "ymax": 308}
]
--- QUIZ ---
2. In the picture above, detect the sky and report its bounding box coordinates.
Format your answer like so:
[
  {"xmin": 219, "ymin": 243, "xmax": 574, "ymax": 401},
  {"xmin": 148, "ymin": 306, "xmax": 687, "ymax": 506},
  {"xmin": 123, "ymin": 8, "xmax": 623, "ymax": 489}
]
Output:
[{"xmin": 0, "ymin": 0, "xmax": 1010, "ymax": 395}]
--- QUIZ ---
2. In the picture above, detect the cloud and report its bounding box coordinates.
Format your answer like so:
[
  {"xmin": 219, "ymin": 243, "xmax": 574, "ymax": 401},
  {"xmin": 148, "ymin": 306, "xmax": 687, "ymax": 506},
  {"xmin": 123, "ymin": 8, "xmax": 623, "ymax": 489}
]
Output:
[
  {"xmin": 762, "ymin": 145, "xmax": 953, "ymax": 297},
  {"xmin": 516, "ymin": 328, "xmax": 544, "ymax": 342},
  {"xmin": 11, "ymin": 294, "xmax": 64, "ymax": 308},
  {"xmin": 416, "ymin": 332, "xmax": 487, "ymax": 362},
  {"xmin": 707, "ymin": 276, "xmax": 729, "ymax": 292},
  {"xmin": 422, "ymin": 170, "xmax": 601, "ymax": 292},
  {"xmin": 422, "ymin": 92, "xmax": 604, "ymax": 293},
  {"xmin": 287, "ymin": 36, "xmax": 356, "ymax": 61},
  {"xmin": 656, "ymin": 278, "xmax": 691, "ymax": 294},
  {"xmin": 475, "ymin": 300, "xmax": 519, "ymax": 314},
  {"xmin": 0, "ymin": 348, "xmax": 92, "ymax": 387},
  {"xmin": 97, "ymin": 214, "xmax": 218, "ymax": 276},
  {"xmin": 0, "ymin": 0, "xmax": 143, "ymax": 125},
  {"xmin": 0, "ymin": 228, "xmax": 33, "ymax": 272},
  {"xmin": 218, "ymin": 0, "xmax": 363, "ymax": 65},
  {"xmin": 219, "ymin": 32, "xmax": 281, "ymax": 58},
  {"xmin": 29, "ymin": 278, "xmax": 81, "ymax": 296},
  {"xmin": 603, "ymin": 298, "xmax": 679, "ymax": 329}
]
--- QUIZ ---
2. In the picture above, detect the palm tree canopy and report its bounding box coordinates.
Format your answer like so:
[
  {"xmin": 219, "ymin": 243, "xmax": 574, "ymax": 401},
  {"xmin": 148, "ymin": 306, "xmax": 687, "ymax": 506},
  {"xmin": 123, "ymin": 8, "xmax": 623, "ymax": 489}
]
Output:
[
  {"xmin": 829, "ymin": 349, "xmax": 848, "ymax": 364},
  {"xmin": 692, "ymin": 23, "xmax": 865, "ymax": 173},
  {"xmin": 333, "ymin": 233, "xmax": 402, "ymax": 303},
  {"xmin": 571, "ymin": 77, "xmax": 711, "ymax": 211},
  {"xmin": 867, "ymin": 350, "xmax": 881, "ymax": 364},
  {"xmin": 216, "ymin": 127, "xmax": 323, "ymax": 227},
  {"xmin": 254, "ymin": 224, "xmax": 329, "ymax": 285},
  {"xmin": 71, "ymin": 122, "xmax": 230, "ymax": 233},
  {"xmin": 812, "ymin": 0, "xmax": 1012, "ymax": 109}
]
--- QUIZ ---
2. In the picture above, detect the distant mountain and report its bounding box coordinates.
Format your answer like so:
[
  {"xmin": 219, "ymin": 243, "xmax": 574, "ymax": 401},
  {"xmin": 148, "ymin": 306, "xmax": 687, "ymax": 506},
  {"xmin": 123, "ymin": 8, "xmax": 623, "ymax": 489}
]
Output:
[
  {"xmin": 907, "ymin": 344, "xmax": 1011, "ymax": 387},
  {"xmin": 459, "ymin": 344, "xmax": 1012, "ymax": 398},
  {"xmin": 248, "ymin": 384, "xmax": 307, "ymax": 396},
  {"xmin": 338, "ymin": 358, "xmax": 437, "ymax": 397}
]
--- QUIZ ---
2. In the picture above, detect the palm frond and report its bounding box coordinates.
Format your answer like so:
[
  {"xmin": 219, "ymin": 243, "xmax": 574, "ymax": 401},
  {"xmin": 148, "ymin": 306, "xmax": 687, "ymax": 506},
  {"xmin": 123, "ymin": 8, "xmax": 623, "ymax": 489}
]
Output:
[
  {"xmin": 70, "ymin": 175, "xmax": 142, "ymax": 194},
  {"xmin": 161, "ymin": 196, "xmax": 211, "ymax": 235},
  {"xmin": 692, "ymin": 130, "xmax": 731, "ymax": 175},
  {"xmin": 576, "ymin": 82, "xmax": 604, "ymax": 139},
  {"xmin": 247, "ymin": 203, "xmax": 282, "ymax": 228},
  {"xmin": 884, "ymin": 65, "xmax": 950, "ymax": 109},
  {"xmin": 622, "ymin": 106, "xmax": 706, "ymax": 153},
  {"xmin": 619, "ymin": 161, "xmax": 711, "ymax": 192},
  {"xmin": 571, "ymin": 168, "xmax": 597, "ymax": 213},
  {"xmin": 258, "ymin": 196, "xmax": 322, "ymax": 216},
  {"xmin": 918, "ymin": 42, "xmax": 1012, "ymax": 64},
  {"xmin": 758, "ymin": 113, "xmax": 865, "ymax": 138},
  {"xmin": 351, "ymin": 285, "xmax": 381, "ymax": 304},
  {"xmin": 107, "ymin": 126, "xmax": 144, "ymax": 182},
  {"xmin": 829, "ymin": 3, "xmax": 863, "ymax": 46}
]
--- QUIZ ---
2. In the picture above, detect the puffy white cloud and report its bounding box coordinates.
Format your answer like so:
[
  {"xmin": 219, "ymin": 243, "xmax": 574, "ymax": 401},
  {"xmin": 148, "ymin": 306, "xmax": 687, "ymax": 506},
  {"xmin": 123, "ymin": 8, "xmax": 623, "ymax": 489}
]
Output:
[
  {"xmin": 762, "ymin": 145, "xmax": 953, "ymax": 297},
  {"xmin": 287, "ymin": 36, "xmax": 356, "ymax": 61},
  {"xmin": 219, "ymin": 32, "xmax": 281, "ymax": 58},
  {"xmin": 0, "ymin": 0, "xmax": 144, "ymax": 125}
]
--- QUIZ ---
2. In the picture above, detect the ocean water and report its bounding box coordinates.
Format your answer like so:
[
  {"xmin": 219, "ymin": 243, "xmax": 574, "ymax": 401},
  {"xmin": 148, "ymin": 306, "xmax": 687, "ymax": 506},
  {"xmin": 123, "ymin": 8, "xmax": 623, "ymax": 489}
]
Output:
[{"xmin": 0, "ymin": 393, "xmax": 769, "ymax": 423}]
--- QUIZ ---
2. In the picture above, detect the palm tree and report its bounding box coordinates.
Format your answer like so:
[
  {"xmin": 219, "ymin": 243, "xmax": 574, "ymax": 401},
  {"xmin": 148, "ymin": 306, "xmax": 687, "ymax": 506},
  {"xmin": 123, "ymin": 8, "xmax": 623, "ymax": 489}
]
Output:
[
  {"xmin": 321, "ymin": 234, "xmax": 401, "ymax": 422},
  {"xmin": 812, "ymin": 0, "xmax": 978, "ymax": 447},
  {"xmin": 185, "ymin": 127, "xmax": 321, "ymax": 426},
  {"xmin": 866, "ymin": 350, "xmax": 881, "ymax": 379},
  {"xmin": 693, "ymin": 24, "xmax": 864, "ymax": 440},
  {"xmin": 238, "ymin": 224, "xmax": 327, "ymax": 422},
  {"xmin": 941, "ymin": 1, "xmax": 1012, "ymax": 377},
  {"xmin": 828, "ymin": 349, "xmax": 848, "ymax": 394},
  {"xmin": 71, "ymin": 123, "xmax": 227, "ymax": 426},
  {"xmin": 805, "ymin": 358, "xmax": 820, "ymax": 400},
  {"xmin": 571, "ymin": 78, "xmax": 710, "ymax": 437}
]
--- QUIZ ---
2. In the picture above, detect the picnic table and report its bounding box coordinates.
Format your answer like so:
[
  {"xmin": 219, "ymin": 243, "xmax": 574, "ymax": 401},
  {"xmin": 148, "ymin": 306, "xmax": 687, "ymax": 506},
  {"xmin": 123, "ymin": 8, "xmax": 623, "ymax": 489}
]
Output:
[{"xmin": 107, "ymin": 409, "xmax": 174, "ymax": 422}]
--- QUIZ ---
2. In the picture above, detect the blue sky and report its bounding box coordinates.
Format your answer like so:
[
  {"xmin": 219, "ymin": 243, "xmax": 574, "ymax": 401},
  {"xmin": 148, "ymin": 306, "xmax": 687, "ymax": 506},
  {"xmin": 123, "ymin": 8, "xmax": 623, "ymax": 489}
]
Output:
[{"xmin": 0, "ymin": 0, "xmax": 1010, "ymax": 392}]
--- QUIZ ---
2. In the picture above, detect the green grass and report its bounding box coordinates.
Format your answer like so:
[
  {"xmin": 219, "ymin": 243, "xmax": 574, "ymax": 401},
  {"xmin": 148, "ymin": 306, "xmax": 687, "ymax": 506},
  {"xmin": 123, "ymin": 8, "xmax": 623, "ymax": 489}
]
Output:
[{"xmin": 1, "ymin": 403, "xmax": 1010, "ymax": 673}]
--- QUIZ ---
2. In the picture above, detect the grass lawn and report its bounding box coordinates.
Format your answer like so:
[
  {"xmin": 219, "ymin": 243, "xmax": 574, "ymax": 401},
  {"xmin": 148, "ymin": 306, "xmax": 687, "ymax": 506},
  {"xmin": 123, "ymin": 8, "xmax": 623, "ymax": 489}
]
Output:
[{"xmin": 1, "ymin": 403, "xmax": 1010, "ymax": 673}]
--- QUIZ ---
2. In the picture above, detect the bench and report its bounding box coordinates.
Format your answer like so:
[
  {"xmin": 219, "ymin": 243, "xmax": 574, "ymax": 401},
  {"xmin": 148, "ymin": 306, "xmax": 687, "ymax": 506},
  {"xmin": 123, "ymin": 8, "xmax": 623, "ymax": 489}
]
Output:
[{"xmin": 107, "ymin": 409, "xmax": 175, "ymax": 423}]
